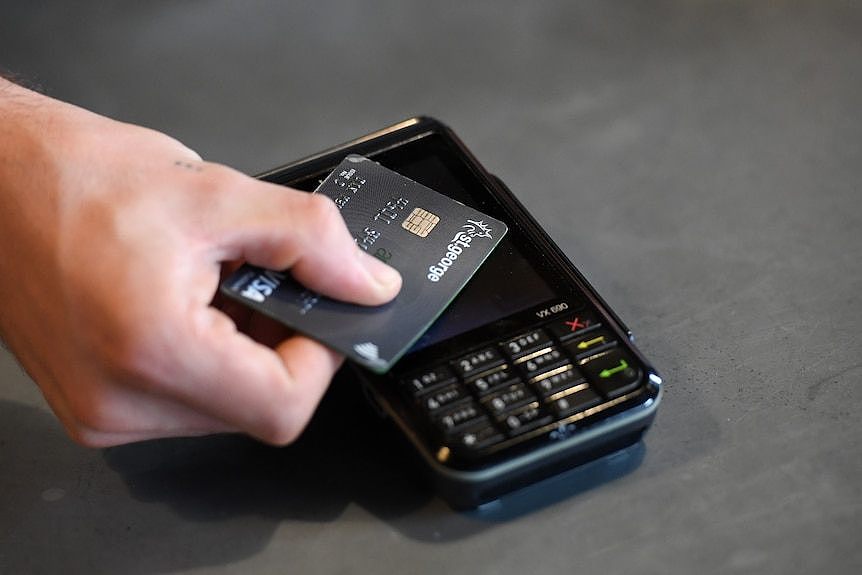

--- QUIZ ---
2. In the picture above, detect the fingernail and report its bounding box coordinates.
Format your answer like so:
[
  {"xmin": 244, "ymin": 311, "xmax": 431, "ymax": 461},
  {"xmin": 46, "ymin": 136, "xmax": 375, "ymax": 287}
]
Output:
[{"xmin": 360, "ymin": 251, "xmax": 402, "ymax": 293}]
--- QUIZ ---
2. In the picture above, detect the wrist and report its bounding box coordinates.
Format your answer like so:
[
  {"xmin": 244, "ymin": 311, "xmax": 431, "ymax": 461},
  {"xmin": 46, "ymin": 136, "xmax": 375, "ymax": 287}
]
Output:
[
  {"xmin": 0, "ymin": 76, "xmax": 51, "ymax": 117},
  {"xmin": 0, "ymin": 78, "xmax": 65, "ymax": 161}
]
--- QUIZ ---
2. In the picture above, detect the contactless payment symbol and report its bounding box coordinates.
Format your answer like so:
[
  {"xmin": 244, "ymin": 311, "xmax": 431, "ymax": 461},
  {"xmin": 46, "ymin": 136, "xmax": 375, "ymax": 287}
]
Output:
[
  {"xmin": 353, "ymin": 341, "xmax": 380, "ymax": 361},
  {"xmin": 402, "ymin": 207, "xmax": 440, "ymax": 237}
]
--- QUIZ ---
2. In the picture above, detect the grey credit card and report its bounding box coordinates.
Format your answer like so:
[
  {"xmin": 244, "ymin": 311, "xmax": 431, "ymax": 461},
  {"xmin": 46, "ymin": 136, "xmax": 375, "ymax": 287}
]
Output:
[{"xmin": 220, "ymin": 155, "xmax": 507, "ymax": 372}]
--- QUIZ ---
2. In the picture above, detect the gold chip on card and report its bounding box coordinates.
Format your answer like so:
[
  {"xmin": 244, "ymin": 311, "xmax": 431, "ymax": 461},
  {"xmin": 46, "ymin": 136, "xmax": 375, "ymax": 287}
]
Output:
[{"xmin": 401, "ymin": 207, "xmax": 440, "ymax": 237}]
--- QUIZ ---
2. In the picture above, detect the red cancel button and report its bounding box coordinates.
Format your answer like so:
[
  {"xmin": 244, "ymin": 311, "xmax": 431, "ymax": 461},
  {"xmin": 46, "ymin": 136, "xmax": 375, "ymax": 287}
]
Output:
[{"xmin": 546, "ymin": 310, "xmax": 601, "ymax": 342}]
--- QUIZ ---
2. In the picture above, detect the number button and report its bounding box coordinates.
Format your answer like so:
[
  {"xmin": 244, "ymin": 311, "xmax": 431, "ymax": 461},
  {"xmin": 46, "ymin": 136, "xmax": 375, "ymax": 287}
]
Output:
[
  {"xmin": 466, "ymin": 366, "xmax": 518, "ymax": 396},
  {"xmin": 422, "ymin": 384, "xmax": 469, "ymax": 413},
  {"xmin": 548, "ymin": 386, "xmax": 602, "ymax": 418},
  {"xmin": 436, "ymin": 402, "xmax": 485, "ymax": 434},
  {"xmin": 502, "ymin": 329, "xmax": 553, "ymax": 360},
  {"xmin": 517, "ymin": 347, "xmax": 568, "ymax": 379},
  {"xmin": 481, "ymin": 383, "xmax": 536, "ymax": 416},
  {"xmin": 532, "ymin": 366, "xmax": 585, "ymax": 397},
  {"xmin": 401, "ymin": 365, "xmax": 456, "ymax": 398},
  {"xmin": 452, "ymin": 347, "xmax": 504, "ymax": 378},
  {"xmin": 500, "ymin": 404, "xmax": 553, "ymax": 436}
]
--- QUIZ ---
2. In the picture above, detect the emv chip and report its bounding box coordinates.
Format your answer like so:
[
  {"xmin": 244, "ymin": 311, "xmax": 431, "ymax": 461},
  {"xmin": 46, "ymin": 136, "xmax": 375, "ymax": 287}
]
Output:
[{"xmin": 402, "ymin": 207, "xmax": 440, "ymax": 237}]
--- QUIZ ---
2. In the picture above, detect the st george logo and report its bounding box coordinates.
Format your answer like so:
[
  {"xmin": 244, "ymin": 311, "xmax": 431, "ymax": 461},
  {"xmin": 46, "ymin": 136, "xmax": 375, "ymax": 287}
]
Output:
[
  {"xmin": 460, "ymin": 219, "xmax": 492, "ymax": 239},
  {"xmin": 426, "ymin": 219, "xmax": 495, "ymax": 283}
]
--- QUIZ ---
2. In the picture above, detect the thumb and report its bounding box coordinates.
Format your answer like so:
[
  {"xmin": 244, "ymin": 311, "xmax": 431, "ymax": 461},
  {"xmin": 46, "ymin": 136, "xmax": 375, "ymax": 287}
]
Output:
[{"xmin": 212, "ymin": 175, "xmax": 402, "ymax": 306}]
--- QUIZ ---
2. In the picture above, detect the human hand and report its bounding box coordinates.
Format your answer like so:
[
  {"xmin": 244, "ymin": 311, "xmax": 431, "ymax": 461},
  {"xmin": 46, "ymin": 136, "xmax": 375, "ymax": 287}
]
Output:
[{"xmin": 0, "ymin": 80, "xmax": 401, "ymax": 447}]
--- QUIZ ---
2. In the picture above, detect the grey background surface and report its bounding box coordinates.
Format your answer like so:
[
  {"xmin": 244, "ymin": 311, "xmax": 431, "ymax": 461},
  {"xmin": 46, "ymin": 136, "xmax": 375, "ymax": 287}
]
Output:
[{"xmin": 1, "ymin": 1, "xmax": 860, "ymax": 574}]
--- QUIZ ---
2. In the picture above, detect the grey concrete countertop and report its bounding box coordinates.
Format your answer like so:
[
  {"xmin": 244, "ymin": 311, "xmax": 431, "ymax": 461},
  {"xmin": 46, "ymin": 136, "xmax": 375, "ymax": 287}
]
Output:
[{"xmin": 1, "ymin": 2, "xmax": 860, "ymax": 574}]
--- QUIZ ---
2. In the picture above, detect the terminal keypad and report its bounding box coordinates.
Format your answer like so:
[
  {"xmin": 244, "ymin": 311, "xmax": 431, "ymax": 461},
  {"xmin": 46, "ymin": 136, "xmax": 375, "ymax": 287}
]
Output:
[{"xmin": 399, "ymin": 313, "xmax": 643, "ymax": 457}]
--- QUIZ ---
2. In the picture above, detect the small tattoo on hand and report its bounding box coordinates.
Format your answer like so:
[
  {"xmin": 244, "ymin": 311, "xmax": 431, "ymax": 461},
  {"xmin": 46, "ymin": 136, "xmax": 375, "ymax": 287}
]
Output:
[{"xmin": 174, "ymin": 160, "xmax": 203, "ymax": 172}]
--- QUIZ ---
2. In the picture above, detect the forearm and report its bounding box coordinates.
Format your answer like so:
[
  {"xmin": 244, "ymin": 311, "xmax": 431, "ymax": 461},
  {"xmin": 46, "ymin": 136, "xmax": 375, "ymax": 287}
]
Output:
[
  {"xmin": 0, "ymin": 76, "xmax": 71, "ymax": 201},
  {"xmin": 0, "ymin": 78, "xmax": 70, "ymax": 365},
  {"xmin": 0, "ymin": 74, "xmax": 53, "ymax": 124}
]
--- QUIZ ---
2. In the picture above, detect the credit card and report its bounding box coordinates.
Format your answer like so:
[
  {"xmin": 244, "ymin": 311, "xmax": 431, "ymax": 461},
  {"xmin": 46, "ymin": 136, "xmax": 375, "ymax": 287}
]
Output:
[{"xmin": 221, "ymin": 155, "xmax": 507, "ymax": 373}]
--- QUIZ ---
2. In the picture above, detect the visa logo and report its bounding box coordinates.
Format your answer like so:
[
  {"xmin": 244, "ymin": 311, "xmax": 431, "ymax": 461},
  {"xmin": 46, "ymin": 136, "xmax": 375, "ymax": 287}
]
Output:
[{"xmin": 240, "ymin": 270, "xmax": 286, "ymax": 303}]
